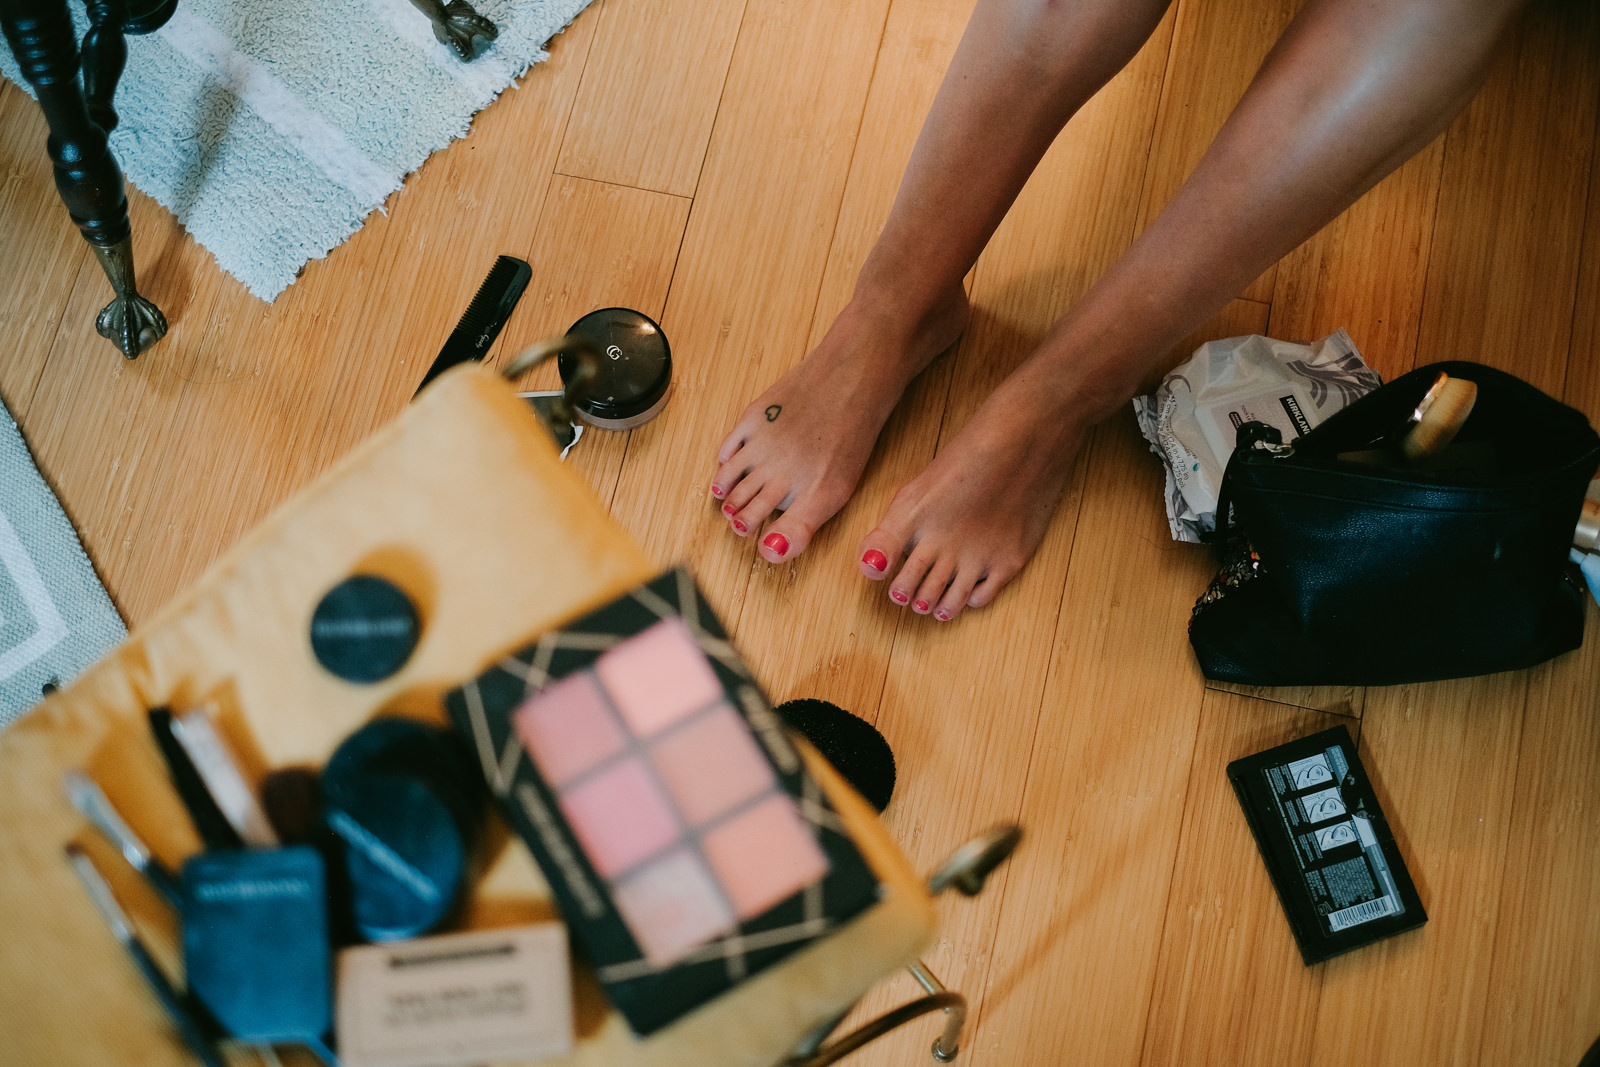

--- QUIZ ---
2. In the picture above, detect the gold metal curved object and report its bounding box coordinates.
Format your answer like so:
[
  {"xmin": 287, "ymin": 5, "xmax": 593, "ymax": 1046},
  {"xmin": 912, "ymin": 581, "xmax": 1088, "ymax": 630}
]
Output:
[
  {"xmin": 927, "ymin": 824, "xmax": 1023, "ymax": 897},
  {"xmin": 503, "ymin": 335, "xmax": 601, "ymax": 429}
]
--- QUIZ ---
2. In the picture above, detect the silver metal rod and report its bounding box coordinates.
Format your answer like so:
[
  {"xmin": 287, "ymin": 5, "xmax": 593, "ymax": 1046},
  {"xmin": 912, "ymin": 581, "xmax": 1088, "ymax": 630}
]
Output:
[
  {"xmin": 906, "ymin": 962, "xmax": 963, "ymax": 1061},
  {"xmin": 783, "ymin": 993, "xmax": 966, "ymax": 1067},
  {"xmin": 908, "ymin": 959, "xmax": 946, "ymax": 995}
]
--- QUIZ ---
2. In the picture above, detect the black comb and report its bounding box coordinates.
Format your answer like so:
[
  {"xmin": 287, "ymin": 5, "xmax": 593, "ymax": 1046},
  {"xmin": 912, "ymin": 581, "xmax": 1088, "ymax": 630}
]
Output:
[{"xmin": 415, "ymin": 255, "xmax": 533, "ymax": 395}]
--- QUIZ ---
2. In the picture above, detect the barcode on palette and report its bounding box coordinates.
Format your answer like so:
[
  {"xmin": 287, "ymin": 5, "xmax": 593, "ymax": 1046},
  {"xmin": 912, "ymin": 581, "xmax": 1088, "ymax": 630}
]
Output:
[{"xmin": 1326, "ymin": 894, "xmax": 1397, "ymax": 932}]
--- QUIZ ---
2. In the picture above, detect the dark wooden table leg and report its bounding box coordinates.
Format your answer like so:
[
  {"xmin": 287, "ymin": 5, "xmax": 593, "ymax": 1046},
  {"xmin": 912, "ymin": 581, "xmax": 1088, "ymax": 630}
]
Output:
[{"xmin": 0, "ymin": 0, "xmax": 166, "ymax": 359}]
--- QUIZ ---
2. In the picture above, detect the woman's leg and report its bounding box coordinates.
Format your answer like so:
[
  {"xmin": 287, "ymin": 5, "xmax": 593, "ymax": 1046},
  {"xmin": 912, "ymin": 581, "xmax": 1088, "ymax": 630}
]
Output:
[
  {"xmin": 710, "ymin": 0, "xmax": 1175, "ymax": 559},
  {"xmin": 860, "ymin": 0, "xmax": 1529, "ymax": 620}
]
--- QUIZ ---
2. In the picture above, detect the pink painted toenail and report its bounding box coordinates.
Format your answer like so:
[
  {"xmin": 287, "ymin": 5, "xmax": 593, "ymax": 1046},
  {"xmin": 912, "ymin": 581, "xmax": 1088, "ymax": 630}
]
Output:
[
  {"xmin": 862, "ymin": 550, "xmax": 887, "ymax": 572},
  {"xmin": 914, "ymin": 599, "xmax": 929, "ymax": 612},
  {"xmin": 763, "ymin": 533, "xmax": 789, "ymax": 556},
  {"xmin": 890, "ymin": 590, "xmax": 909, "ymax": 605},
  {"xmin": 935, "ymin": 609, "xmax": 951, "ymax": 621},
  {"xmin": 732, "ymin": 519, "xmax": 748, "ymax": 535},
  {"xmin": 711, "ymin": 485, "xmax": 726, "ymax": 498},
  {"xmin": 722, "ymin": 504, "xmax": 736, "ymax": 517}
]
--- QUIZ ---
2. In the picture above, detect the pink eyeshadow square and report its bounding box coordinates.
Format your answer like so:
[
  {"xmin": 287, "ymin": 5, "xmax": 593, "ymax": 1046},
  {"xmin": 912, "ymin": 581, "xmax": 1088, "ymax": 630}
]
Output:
[
  {"xmin": 701, "ymin": 794, "xmax": 829, "ymax": 920},
  {"xmin": 514, "ymin": 671, "xmax": 625, "ymax": 787},
  {"xmin": 595, "ymin": 618, "xmax": 724, "ymax": 738},
  {"xmin": 649, "ymin": 705, "xmax": 774, "ymax": 825},
  {"xmin": 558, "ymin": 759, "xmax": 681, "ymax": 879},
  {"xmin": 611, "ymin": 848, "xmax": 736, "ymax": 966}
]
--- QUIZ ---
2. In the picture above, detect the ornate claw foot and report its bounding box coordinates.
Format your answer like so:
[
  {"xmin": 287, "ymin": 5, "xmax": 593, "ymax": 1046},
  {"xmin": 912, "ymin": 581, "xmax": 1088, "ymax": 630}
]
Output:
[
  {"xmin": 95, "ymin": 291, "xmax": 168, "ymax": 358},
  {"xmin": 431, "ymin": 0, "xmax": 498, "ymax": 61},
  {"xmin": 409, "ymin": 0, "xmax": 497, "ymax": 61},
  {"xmin": 90, "ymin": 237, "xmax": 167, "ymax": 358}
]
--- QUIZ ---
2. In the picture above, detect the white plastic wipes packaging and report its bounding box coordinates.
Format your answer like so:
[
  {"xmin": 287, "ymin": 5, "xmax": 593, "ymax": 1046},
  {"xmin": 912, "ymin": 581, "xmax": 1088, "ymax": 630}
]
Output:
[{"xmin": 1133, "ymin": 330, "xmax": 1380, "ymax": 542}]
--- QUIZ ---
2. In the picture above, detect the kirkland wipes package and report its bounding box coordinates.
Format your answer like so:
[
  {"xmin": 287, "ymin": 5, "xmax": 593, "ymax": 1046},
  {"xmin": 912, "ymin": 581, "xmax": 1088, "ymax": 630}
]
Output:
[{"xmin": 1133, "ymin": 330, "xmax": 1381, "ymax": 541}]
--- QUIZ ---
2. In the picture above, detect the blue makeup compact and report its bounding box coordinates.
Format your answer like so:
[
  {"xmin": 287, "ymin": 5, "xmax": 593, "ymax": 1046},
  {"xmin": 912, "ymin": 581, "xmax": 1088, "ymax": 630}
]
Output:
[{"xmin": 320, "ymin": 717, "xmax": 484, "ymax": 942}]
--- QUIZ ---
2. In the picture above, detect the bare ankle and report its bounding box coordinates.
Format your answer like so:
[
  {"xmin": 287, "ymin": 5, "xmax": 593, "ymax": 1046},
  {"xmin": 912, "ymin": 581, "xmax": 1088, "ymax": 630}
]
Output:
[{"xmin": 839, "ymin": 283, "xmax": 968, "ymax": 361}]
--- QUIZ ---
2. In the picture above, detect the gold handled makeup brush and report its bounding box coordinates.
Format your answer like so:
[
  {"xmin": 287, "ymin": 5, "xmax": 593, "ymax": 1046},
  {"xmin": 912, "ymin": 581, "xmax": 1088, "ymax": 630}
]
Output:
[{"xmin": 1401, "ymin": 372, "xmax": 1477, "ymax": 462}]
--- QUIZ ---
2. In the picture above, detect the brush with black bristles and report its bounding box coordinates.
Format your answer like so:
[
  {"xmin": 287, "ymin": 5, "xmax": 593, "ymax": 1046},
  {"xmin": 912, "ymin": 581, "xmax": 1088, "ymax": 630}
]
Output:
[{"xmin": 414, "ymin": 254, "xmax": 533, "ymax": 396}]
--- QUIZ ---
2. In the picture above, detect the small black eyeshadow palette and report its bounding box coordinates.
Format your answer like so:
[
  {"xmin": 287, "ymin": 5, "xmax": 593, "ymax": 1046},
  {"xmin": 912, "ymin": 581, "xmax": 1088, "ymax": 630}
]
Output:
[
  {"xmin": 1228, "ymin": 725, "xmax": 1425, "ymax": 965},
  {"xmin": 445, "ymin": 567, "xmax": 882, "ymax": 1036}
]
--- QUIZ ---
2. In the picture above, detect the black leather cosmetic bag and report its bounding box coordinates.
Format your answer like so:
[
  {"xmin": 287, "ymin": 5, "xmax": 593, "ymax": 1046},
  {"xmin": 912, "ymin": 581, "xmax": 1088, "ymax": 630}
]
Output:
[{"xmin": 1189, "ymin": 362, "xmax": 1600, "ymax": 686}]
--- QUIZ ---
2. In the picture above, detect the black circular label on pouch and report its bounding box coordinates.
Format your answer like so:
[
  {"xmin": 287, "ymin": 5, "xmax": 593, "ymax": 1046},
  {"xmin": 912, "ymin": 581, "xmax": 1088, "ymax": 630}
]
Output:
[{"xmin": 310, "ymin": 575, "xmax": 420, "ymax": 683}]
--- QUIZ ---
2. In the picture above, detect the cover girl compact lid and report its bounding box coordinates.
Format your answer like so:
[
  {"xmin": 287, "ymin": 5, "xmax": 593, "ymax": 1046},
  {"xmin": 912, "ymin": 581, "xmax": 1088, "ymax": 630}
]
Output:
[
  {"xmin": 560, "ymin": 307, "xmax": 673, "ymax": 430},
  {"xmin": 444, "ymin": 567, "xmax": 881, "ymax": 1036}
]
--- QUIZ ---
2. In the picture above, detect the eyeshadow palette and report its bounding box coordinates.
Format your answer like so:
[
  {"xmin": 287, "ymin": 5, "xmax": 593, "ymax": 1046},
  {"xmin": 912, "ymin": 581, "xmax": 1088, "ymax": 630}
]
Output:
[
  {"xmin": 445, "ymin": 568, "xmax": 880, "ymax": 1035},
  {"xmin": 1228, "ymin": 726, "xmax": 1426, "ymax": 964}
]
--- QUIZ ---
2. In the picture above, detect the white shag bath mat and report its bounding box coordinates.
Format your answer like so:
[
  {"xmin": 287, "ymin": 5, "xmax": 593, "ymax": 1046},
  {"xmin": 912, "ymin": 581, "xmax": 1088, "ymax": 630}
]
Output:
[{"xmin": 2, "ymin": 0, "xmax": 592, "ymax": 300}]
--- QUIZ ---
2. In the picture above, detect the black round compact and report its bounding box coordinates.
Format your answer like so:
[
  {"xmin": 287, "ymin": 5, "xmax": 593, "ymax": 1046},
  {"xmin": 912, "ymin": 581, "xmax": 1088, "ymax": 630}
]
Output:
[
  {"xmin": 320, "ymin": 718, "xmax": 484, "ymax": 942},
  {"xmin": 310, "ymin": 575, "xmax": 420, "ymax": 684},
  {"xmin": 560, "ymin": 307, "xmax": 673, "ymax": 430}
]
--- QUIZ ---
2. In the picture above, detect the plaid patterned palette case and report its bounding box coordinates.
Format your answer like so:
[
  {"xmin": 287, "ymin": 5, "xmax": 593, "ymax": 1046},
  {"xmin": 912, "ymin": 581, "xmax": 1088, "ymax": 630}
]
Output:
[{"xmin": 444, "ymin": 567, "xmax": 881, "ymax": 1035}]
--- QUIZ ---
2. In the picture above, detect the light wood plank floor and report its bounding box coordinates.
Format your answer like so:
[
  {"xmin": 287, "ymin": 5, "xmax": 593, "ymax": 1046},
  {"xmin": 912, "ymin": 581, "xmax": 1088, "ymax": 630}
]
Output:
[{"xmin": 4, "ymin": 0, "xmax": 1598, "ymax": 1063}]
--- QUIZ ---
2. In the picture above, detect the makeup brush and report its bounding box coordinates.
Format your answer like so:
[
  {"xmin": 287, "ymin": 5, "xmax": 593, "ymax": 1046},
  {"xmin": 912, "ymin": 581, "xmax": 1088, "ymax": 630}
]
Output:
[
  {"xmin": 64, "ymin": 844, "xmax": 227, "ymax": 1067},
  {"xmin": 63, "ymin": 770, "xmax": 183, "ymax": 908},
  {"xmin": 260, "ymin": 767, "xmax": 323, "ymax": 845},
  {"xmin": 1401, "ymin": 372, "xmax": 1477, "ymax": 462}
]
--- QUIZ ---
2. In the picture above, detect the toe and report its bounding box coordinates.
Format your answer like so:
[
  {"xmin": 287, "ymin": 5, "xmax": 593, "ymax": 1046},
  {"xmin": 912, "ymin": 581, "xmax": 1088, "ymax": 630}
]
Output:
[
  {"xmin": 859, "ymin": 545, "xmax": 893, "ymax": 580},
  {"xmin": 711, "ymin": 467, "xmax": 745, "ymax": 501},
  {"xmin": 887, "ymin": 546, "xmax": 935, "ymax": 607},
  {"xmin": 759, "ymin": 491, "xmax": 838, "ymax": 564},
  {"xmin": 717, "ymin": 418, "xmax": 754, "ymax": 465},
  {"xmin": 966, "ymin": 559, "xmax": 1022, "ymax": 609},
  {"xmin": 731, "ymin": 483, "xmax": 787, "ymax": 538},
  {"xmin": 720, "ymin": 468, "xmax": 765, "ymax": 517},
  {"xmin": 933, "ymin": 563, "xmax": 984, "ymax": 622},
  {"xmin": 760, "ymin": 529, "xmax": 793, "ymax": 561},
  {"xmin": 912, "ymin": 559, "xmax": 956, "ymax": 615},
  {"xmin": 859, "ymin": 505, "xmax": 918, "ymax": 582},
  {"xmin": 713, "ymin": 444, "xmax": 760, "ymax": 503}
]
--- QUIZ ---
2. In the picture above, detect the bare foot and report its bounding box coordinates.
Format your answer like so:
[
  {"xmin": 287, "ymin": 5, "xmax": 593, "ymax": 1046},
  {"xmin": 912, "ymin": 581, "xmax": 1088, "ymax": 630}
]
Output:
[
  {"xmin": 713, "ymin": 288, "xmax": 969, "ymax": 561},
  {"xmin": 857, "ymin": 368, "xmax": 1086, "ymax": 621}
]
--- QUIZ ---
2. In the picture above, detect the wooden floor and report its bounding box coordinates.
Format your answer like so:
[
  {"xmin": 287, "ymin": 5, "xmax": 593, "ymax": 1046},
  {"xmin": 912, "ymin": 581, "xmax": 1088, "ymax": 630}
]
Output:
[{"xmin": 4, "ymin": 0, "xmax": 1599, "ymax": 1063}]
